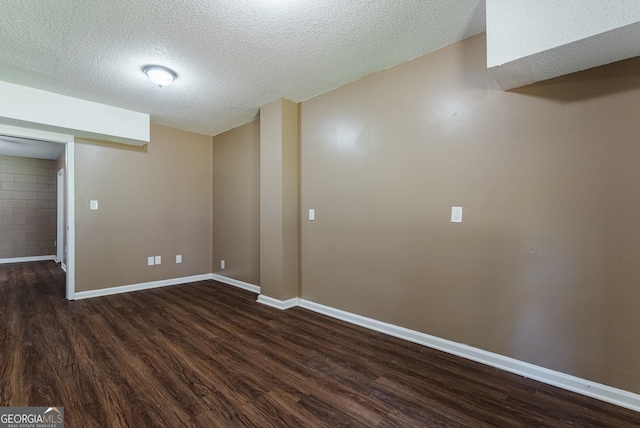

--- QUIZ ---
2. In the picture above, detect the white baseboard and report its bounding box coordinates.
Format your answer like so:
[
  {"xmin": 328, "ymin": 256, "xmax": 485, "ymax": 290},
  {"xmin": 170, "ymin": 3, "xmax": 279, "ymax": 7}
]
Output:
[
  {"xmin": 0, "ymin": 255, "xmax": 55, "ymax": 264},
  {"xmin": 73, "ymin": 273, "xmax": 261, "ymax": 301},
  {"xmin": 254, "ymin": 295, "xmax": 640, "ymax": 413},
  {"xmin": 210, "ymin": 273, "xmax": 260, "ymax": 294},
  {"xmin": 74, "ymin": 274, "xmax": 213, "ymax": 300},
  {"xmin": 257, "ymin": 294, "xmax": 299, "ymax": 310}
]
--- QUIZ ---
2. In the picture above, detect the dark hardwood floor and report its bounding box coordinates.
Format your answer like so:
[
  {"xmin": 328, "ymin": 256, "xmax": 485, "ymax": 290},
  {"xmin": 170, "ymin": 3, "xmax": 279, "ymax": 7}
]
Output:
[{"xmin": 1, "ymin": 261, "xmax": 639, "ymax": 427}]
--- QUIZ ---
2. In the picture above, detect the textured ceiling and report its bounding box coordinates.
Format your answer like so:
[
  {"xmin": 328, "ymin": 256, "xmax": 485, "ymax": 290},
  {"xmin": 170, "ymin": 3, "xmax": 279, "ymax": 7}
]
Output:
[
  {"xmin": 0, "ymin": 0, "xmax": 486, "ymax": 136},
  {"xmin": 0, "ymin": 135, "xmax": 65, "ymax": 160},
  {"xmin": 487, "ymin": 0, "xmax": 640, "ymax": 90}
]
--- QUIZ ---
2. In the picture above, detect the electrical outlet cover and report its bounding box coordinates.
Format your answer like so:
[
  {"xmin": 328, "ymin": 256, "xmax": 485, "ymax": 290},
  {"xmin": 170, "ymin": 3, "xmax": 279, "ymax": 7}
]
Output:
[{"xmin": 451, "ymin": 206, "xmax": 463, "ymax": 223}]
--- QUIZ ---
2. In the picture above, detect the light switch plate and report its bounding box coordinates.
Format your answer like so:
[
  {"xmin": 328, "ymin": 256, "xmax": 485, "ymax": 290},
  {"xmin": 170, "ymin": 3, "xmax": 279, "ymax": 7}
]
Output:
[
  {"xmin": 147, "ymin": 256, "xmax": 155, "ymax": 266},
  {"xmin": 221, "ymin": 259, "xmax": 225, "ymax": 269},
  {"xmin": 451, "ymin": 206, "xmax": 463, "ymax": 223},
  {"xmin": 154, "ymin": 255, "xmax": 161, "ymax": 265},
  {"xmin": 176, "ymin": 255, "xmax": 182, "ymax": 263},
  {"xmin": 90, "ymin": 200, "xmax": 98, "ymax": 210},
  {"xmin": 309, "ymin": 209, "xmax": 315, "ymax": 221}
]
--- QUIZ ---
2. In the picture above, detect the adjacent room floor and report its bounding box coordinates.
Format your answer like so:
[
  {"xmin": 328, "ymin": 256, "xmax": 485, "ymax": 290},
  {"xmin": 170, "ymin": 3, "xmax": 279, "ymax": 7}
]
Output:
[{"xmin": 1, "ymin": 261, "xmax": 638, "ymax": 427}]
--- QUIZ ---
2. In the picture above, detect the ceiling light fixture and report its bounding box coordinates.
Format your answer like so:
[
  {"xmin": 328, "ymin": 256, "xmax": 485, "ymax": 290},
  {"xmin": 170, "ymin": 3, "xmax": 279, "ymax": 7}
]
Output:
[{"xmin": 142, "ymin": 65, "xmax": 177, "ymax": 88}]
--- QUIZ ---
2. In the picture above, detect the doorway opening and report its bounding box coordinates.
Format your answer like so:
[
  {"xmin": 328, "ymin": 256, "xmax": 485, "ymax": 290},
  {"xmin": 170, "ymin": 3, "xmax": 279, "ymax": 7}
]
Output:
[{"xmin": 0, "ymin": 124, "xmax": 75, "ymax": 300}]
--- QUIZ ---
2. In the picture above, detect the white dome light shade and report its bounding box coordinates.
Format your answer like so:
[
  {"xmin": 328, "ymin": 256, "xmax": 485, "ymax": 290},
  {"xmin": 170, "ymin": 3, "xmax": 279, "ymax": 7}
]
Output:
[{"xmin": 142, "ymin": 65, "xmax": 177, "ymax": 87}]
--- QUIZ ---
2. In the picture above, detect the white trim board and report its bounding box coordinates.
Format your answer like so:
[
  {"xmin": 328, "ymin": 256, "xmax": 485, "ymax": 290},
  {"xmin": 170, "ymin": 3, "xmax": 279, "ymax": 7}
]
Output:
[
  {"xmin": 74, "ymin": 274, "xmax": 213, "ymax": 300},
  {"xmin": 256, "ymin": 294, "xmax": 640, "ymax": 413},
  {"xmin": 210, "ymin": 274, "xmax": 260, "ymax": 294},
  {"xmin": 65, "ymin": 137, "xmax": 75, "ymax": 301},
  {"xmin": 257, "ymin": 295, "xmax": 299, "ymax": 310},
  {"xmin": 0, "ymin": 255, "xmax": 55, "ymax": 264},
  {"xmin": 73, "ymin": 273, "xmax": 261, "ymax": 301}
]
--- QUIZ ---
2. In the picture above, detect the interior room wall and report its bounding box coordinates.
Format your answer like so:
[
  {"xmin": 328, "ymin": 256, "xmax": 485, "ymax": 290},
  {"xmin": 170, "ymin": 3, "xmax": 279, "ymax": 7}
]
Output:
[
  {"xmin": 0, "ymin": 155, "xmax": 57, "ymax": 259},
  {"xmin": 212, "ymin": 119, "xmax": 260, "ymax": 285},
  {"xmin": 299, "ymin": 33, "xmax": 640, "ymax": 394},
  {"xmin": 259, "ymin": 99, "xmax": 300, "ymax": 300},
  {"xmin": 74, "ymin": 124, "xmax": 212, "ymax": 292}
]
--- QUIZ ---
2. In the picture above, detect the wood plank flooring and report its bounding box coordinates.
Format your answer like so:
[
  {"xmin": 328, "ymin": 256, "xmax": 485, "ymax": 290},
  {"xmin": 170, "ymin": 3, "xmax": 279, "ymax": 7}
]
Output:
[{"xmin": 1, "ymin": 261, "xmax": 639, "ymax": 427}]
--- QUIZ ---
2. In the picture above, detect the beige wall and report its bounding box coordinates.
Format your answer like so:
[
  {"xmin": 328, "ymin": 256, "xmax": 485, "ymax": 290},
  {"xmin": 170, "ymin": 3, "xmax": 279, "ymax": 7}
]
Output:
[
  {"xmin": 299, "ymin": 34, "xmax": 640, "ymax": 393},
  {"xmin": 212, "ymin": 119, "xmax": 260, "ymax": 285},
  {"xmin": 0, "ymin": 155, "xmax": 57, "ymax": 258},
  {"xmin": 260, "ymin": 99, "xmax": 299, "ymax": 299},
  {"xmin": 75, "ymin": 124, "xmax": 212, "ymax": 292}
]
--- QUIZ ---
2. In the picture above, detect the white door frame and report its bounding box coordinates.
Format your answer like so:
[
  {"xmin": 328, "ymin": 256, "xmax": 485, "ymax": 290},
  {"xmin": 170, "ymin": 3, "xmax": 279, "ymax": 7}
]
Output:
[
  {"xmin": 56, "ymin": 168, "xmax": 64, "ymax": 265},
  {"xmin": 0, "ymin": 124, "xmax": 76, "ymax": 300}
]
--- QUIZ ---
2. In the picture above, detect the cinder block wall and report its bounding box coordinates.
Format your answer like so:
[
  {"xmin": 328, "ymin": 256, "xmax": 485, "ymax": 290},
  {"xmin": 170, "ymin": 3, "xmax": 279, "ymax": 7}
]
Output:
[{"xmin": 0, "ymin": 155, "xmax": 57, "ymax": 259}]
